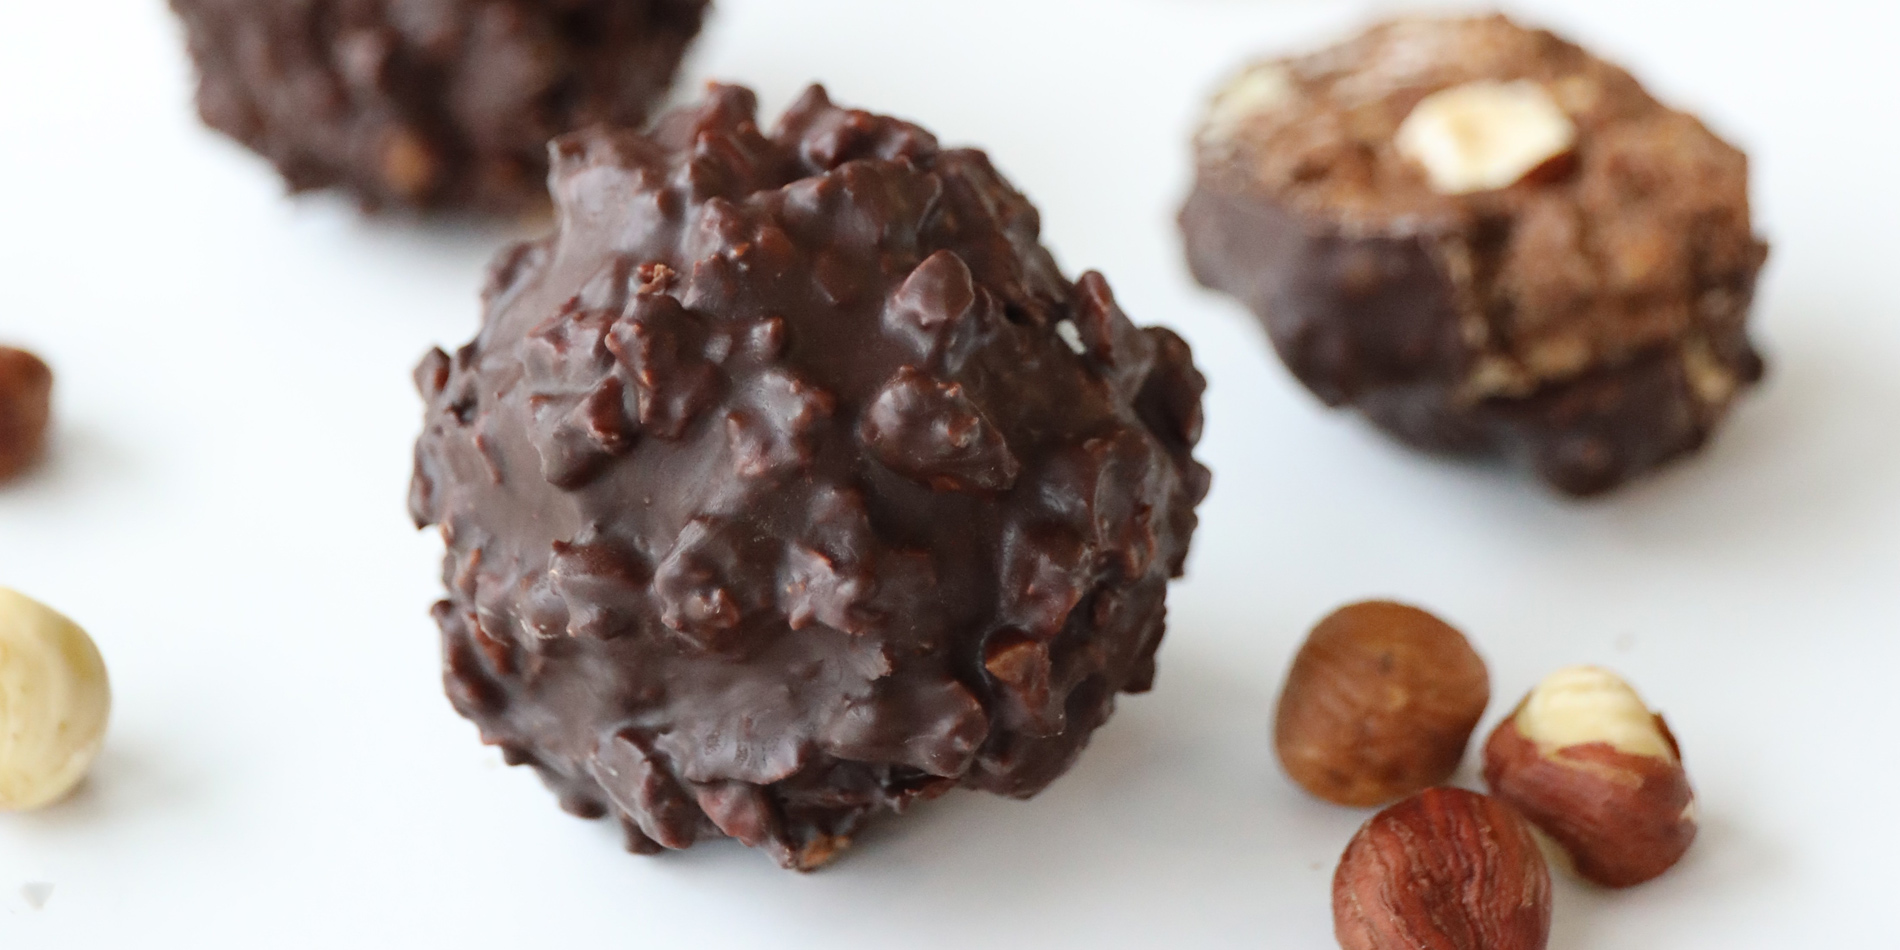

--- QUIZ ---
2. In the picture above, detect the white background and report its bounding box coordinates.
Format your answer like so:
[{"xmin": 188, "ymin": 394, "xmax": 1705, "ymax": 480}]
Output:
[{"xmin": 1, "ymin": 0, "xmax": 1894, "ymax": 946}]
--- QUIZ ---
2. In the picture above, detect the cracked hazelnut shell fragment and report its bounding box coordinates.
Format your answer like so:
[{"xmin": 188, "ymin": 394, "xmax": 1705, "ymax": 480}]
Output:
[
  {"xmin": 0, "ymin": 347, "xmax": 52, "ymax": 483},
  {"xmin": 1483, "ymin": 666, "xmax": 1697, "ymax": 887},
  {"xmin": 410, "ymin": 84, "xmax": 1209, "ymax": 870},
  {"xmin": 1334, "ymin": 787, "xmax": 1553, "ymax": 950},
  {"xmin": 1181, "ymin": 14, "xmax": 1769, "ymax": 495},
  {"xmin": 1274, "ymin": 601, "xmax": 1489, "ymax": 808},
  {"xmin": 168, "ymin": 0, "xmax": 710, "ymax": 213}
]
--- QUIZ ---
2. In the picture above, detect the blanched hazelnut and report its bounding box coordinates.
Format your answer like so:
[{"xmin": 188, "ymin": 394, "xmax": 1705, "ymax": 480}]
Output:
[
  {"xmin": 1274, "ymin": 601, "xmax": 1490, "ymax": 807},
  {"xmin": 1483, "ymin": 666, "xmax": 1696, "ymax": 887},
  {"xmin": 0, "ymin": 588, "xmax": 111, "ymax": 811},
  {"xmin": 1395, "ymin": 80, "xmax": 1577, "ymax": 195}
]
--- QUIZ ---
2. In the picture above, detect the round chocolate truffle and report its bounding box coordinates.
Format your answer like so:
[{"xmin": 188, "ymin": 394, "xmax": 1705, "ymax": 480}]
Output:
[
  {"xmin": 1181, "ymin": 15, "xmax": 1769, "ymax": 496},
  {"xmin": 169, "ymin": 0, "xmax": 710, "ymax": 213},
  {"xmin": 410, "ymin": 84, "xmax": 1210, "ymax": 869}
]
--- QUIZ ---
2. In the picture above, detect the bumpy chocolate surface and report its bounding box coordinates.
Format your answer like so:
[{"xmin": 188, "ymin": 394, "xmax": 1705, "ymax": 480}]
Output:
[
  {"xmin": 169, "ymin": 0, "xmax": 709, "ymax": 213},
  {"xmin": 410, "ymin": 84, "xmax": 1209, "ymax": 869},
  {"xmin": 1181, "ymin": 15, "xmax": 1768, "ymax": 496}
]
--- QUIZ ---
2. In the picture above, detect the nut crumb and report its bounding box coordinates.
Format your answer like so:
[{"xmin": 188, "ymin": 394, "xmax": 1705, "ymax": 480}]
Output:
[
  {"xmin": 21, "ymin": 882, "xmax": 54, "ymax": 910},
  {"xmin": 1202, "ymin": 64, "xmax": 1296, "ymax": 145},
  {"xmin": 1054, "ymin": 320, "xmax": 1087, "ymax": 355},
  {"xmin": 1274, "ymin": 601, "xmax": 1490, "ymax": 807}
]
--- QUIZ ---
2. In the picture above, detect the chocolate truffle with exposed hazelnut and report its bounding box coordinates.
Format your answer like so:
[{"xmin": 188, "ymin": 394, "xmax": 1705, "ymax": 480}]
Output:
[{"xmin": 1182, "ymin": 15, "xmax": 1769, "ymax": 495}]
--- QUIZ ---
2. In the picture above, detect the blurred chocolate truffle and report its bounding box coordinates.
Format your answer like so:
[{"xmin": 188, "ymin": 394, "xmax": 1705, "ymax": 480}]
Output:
[
  {"xmin": 169, "ymin": 0, "xmax": 710, "ymax": 213},
  {"xmin": 410, "ymin": 84, "xmax": 1210, "ymax": 869},
  {"xmin": 1181, "ymin": 15, "xmax": 1768, "ymax": 496}
]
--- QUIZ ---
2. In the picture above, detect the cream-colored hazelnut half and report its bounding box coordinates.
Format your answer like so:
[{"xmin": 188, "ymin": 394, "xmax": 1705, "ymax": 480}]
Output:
[
  {"xmin": 0, "ymin": 588, "xmax": 111, "ymax": 811},
  {"xmin": 1395, "ymin": 80, "xmax": 1577, "ymax": 195},
  {"xmin": 1484, "ymin": 665, "xmax": 1695, "ymax": 888},
  {"xmin": 1515, "ymin": 665, "xmax": 1676, "ymax": 760}
]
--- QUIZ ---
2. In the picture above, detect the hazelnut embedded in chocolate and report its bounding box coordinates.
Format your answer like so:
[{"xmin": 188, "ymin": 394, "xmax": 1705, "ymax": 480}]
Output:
[
  {"xmin": 410, "ymin": 84, "xmax": 1210, "ymax": 869},
  {"xmin": 1181, "ymin": 15, "xmax": 1769, "ymax": 496},
  {"xmin": 167, "ymin": 0, "xmax": 711, "ymax": 213}
]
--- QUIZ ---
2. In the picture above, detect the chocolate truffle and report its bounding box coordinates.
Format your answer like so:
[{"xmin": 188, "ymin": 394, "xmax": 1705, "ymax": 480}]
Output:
[
  {"xmin": 169, "ymin": 0, "xmax": 711, "ymax": 213},
  {"xmin": 1181, "ymin": 15, "xmax": 1768, "ymax": 496},
  {"xmin": 410, "ymin": 84, "xmax": 1210, "ymax": 869}
]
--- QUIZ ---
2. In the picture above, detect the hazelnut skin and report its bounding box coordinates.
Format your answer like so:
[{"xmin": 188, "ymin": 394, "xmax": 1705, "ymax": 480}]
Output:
[
  {"xmin": 1334, "ymin": 787, "xmax": 1553, "ymax": 950},
  {"xmin": 1483, "ymin": 666, "xmax": 1697, "ymax": 887},
  {"xmin": 0, "ymin": 346, "xmax": 53, "ymax": 482},
  {"xmin": 1274, "ymin": 601, "xmax": 1490, "ymax": 807}
]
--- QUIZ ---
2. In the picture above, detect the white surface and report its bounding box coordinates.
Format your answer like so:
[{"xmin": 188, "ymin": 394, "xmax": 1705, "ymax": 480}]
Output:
[{"xmin": 1, "ymin": 0, "xmax": 1895, "ymax": 946}]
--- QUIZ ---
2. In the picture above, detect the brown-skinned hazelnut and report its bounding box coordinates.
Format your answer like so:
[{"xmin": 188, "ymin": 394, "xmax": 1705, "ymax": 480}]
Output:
[
  {"xmin": 1483, "ymin": 666, "xmax": 1697, "ymax": 887},
  {"xmin": 0, "ymin": 345, "xmax": 53, "ymax": 482},
  {"xmin": 1275, "ymin": 601, "xmax": 1490, "ymax": 807},
  {"xmin": 1334, "ymin": 787, "xmax": 1553, "ymax": 950}
]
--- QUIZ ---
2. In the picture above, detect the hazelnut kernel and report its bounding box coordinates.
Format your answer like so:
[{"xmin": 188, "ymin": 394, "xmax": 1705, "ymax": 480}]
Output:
[
  {"xmin": 1483, "ymin": 666, "xmax": 1696, "ymax": 887},
  {"xmin": 1396, "ymin": 80, "xmax": 1578, "ymax": 195},
  {"xmin": 1274, "ymin": 601, "xmax": 1489, "ymax": 807},
  {"xmin": 1334, "ymin": 787, "xmax": 1553, "ymax": 950},
  {"xmin": 0, "ymin": 588, "xmax": 112, "ymax": 811},
  {"xmin": 0, "ymin": 346, "xmax": 53, "ymax": 483}
]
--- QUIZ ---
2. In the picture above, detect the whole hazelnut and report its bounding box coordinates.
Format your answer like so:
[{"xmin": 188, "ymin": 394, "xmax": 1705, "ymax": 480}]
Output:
[
  {"xmin": 0, "ymin": 588, "xmax": 112, "ymax": 811},
  {"xmin": 0, "ymin": 346, "xmax": 53, "ymax": 482},
  {"xmin": 1334, "ymin": 787, "xmax": 1553, "ymax": 950},
  {"xmin": 1483, "ymin": 666, "xmax": 1696, "ymax": 887},
  {"xmin": 1274, "ymin": 601, "xmax": 1490, "ymax": 807}
]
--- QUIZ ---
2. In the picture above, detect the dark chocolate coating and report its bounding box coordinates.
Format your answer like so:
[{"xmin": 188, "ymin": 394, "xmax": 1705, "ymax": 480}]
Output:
[
  {"xmin": 1180, "ymin": 189, "xmax": 1764, "ymax": 495},
  {"xmin": 168, "ymin": 0, "xmax": 709, "ymax": 213},
  {"xmin": 410, "ymin": 84, "xmax": 1209, "ymax": 869},
  {"xmin": 1181, "ymin": 16, "xmax": 1769, "ymax": 496}
]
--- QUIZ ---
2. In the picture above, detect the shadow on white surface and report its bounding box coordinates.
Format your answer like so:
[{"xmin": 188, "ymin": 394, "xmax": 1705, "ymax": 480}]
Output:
[
  {"xmin": 1581, "ymin": 314, "xmax": 1900, "ymax": 553},
  {"xmin": 0, "ymin": 423, "xmax": 143, "ymax": 511},
  {"xmin": 24, "ymin": 742, "xmax": 199, "ymax": 831},
  {"xmin": 1550, "ymin": 810, "xmax": 1793, "ymax": 950}
]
